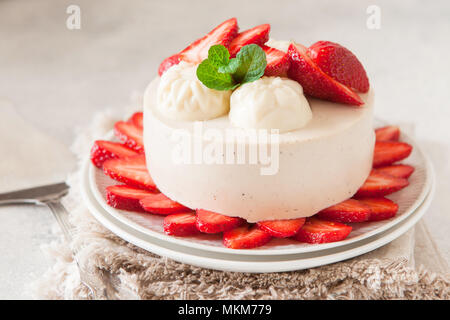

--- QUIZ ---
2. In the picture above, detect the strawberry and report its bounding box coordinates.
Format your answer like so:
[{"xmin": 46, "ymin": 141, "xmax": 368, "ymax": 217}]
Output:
[
  {"xmin": 293, "ymin": 217, "xmax": 352, "ymax": 244},
  {"xmin": 257, "ymin": 218, "xmax": 305, "ymax": 238},
  {"xmin": 373, "ymin": 141, "xmax": 413, "ymax": 168},
  {"xmin": 106, "ymin": 185, "xmax": 154, "ymax": 212},
  {"xmin": 308, "ymin": 41, "xmax": 369, "ymax": 93},
  {"xmin": 114, "ymin": 121, "xmax": 144, "ymax": 153},
  {"xmin": 90, "ymin": 140, "xmax": 138, "ymax": 168},
  {"xmin": 223, "ymin": 224, "xmax": 272, "ymax": 249},
  {"xmin": 317, "ymin": 199, "xmax": 371, "ymax": 223},
  {"xmin": 158, "ymin": 53, "xmax": 180, "ymax": 76},
  {"xmin": 375, "ymin": 164, "xmax": 415, "ymax": 179},
  {"xmin": 129, "ymin": 112, "xmax": 143, "ymax": 129},
  {"xmin": 163, "ymin": 212, "xmax": 199, "ymax": 236},
  {"xmin": 355, "ymin": 170, "xmax": 409, "ymax": 197},
  {"xmin": 262, "ymin": 45, "xmax": 290, "ymax": 77},
  {"xmin": 287, "ymin": 43, "xmax": 364, "ymax": 106},
  {"xmin": 139, "ymin": 192, "xmax": 190, "ymax": 215},
  {"xmin": 228, "ymin": 24, "xmax": 270, "ymax": 57},
  {"xmin": 179, "ymin": 18, "xmax": 239, "ymax": 64},
  {"xmin": 195, "ymin": 209, "xmax": 244, "ymax": 234},
  {"xmin": 358, "ymin": 197, "xmax": 399, "ymax": 221},
  {"xmin": 375, "ymin": 125, "xmax": 400, "ymax": 142},
  {"xmin": 103, "ymin": 155, "xmax": 157, "ymax": 191}
]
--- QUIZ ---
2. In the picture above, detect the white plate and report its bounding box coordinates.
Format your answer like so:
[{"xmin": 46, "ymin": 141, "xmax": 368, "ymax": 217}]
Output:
[
  {"xmin": 81, "ymin": 162, "xmax": 435, "ymax": 273},
  {"xmin": 86, "ymin": 129, "xmax": 433, "ymax": 255}
]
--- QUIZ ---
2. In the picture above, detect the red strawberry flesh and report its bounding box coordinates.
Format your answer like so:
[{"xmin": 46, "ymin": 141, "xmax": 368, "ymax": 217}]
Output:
[
  {"xmin": 164, "ymin": 212, "xmax": 199, "ymax": 236},
  {"xmin": 140, "ymin": 192, "xmax": 190, "ymax": 215},
  {"xmin": 257, "ymin": 218, "xmax": 306, "ymax": 238},
  {"xmin": 228, "ymin": 24, "xmax": 270, "ymax": 57},
  {"xmin": 114, "ymin": 121, "xmax": 144, "ymax": 153},
  {"xmin": 358, "ymin": 197, "xmax": 399, "ymax": 221},
  {"xmin": 158, "ymin": 53, "xmax": 180, "ymax": 76},
  {"xmin": 129, "ymin": 112, "xmax": 143, "ymax": 129},
  {"xmin": 355, "ymin": 170, "xmax": 409, "ymax": 197},
  {"xmin": 317, "ymin": 199, "xmax": 371, "ymax": 223},
  {"xmin": 223, "ymin": 224, "xmax": 272, "ymax": 249},
  {"xmin": 90, "ymin": 140, "xmax": 138, "ymax": 168},
  {"xmin": 373, "ymin": 141, "xmax": 413, "ymax": 168},
  {"xmin": 262, "ymin": 45, "xmax": 290, "ymax": 77},
  {"xmin": 106, "ymin": 185, "xmax": 154, "ymax": 212},
  {"xmin": 196, "ymin": 209, "xmax": 244, "ymax": 234},
  {"xmin": 293, "ymin": 217, "xmax": 352, "ymax": 244},
  {"xmin": 375, "ymin": 126, "xmax": 400, "ymax": 142},
  {"xmin": 375, "ymin": 164, "xmax": 415, "ymax": 179}
]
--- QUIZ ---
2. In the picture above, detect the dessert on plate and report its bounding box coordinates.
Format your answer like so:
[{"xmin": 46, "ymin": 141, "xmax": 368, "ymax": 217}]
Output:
[{"xmin": 91, "ymin": 18, "xmax": 414, "ymax": 249}]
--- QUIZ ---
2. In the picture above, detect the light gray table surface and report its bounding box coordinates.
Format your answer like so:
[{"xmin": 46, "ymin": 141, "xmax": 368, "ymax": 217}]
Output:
[{"xmin": 1, "ymin": 0, "xmax": 449, "ymax": 299}]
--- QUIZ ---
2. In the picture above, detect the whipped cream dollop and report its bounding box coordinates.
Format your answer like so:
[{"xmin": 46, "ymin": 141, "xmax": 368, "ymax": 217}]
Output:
[
  {"xmin": 265, "ymin": 38, "xmax": 291, "ymax": 53},
  {"xmin": 157, "ymin": 61, "xmax": 231, "ymax": 121},
  {"xmin": 229, "ymin": 77, "xmax": 312, "ymax": 133}
]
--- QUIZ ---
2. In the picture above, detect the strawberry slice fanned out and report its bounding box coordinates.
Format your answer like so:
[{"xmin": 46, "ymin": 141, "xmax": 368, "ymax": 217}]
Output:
[
  {"xmin": 164, "ymin": 212, "xmax": 199, "ymax": 236},
  {"xmin": 90, "ymin": 140, "xmax": 138, "ymax": 168},
  {"xmin": 257, "ymin": 218, "xmax": 305, "ymax": 238},
  {"xmin": 179, "ymin": 18, "xmax": 239, "ymax": 64},
  {"xmin": 158, "ymin": 53, "xmax": 180, "ymax": 76},
  {"xmin": 103, "ymin": 155, "xmax": 157, "ymax": 191},
  {"xmin": 293, "ymin": 217, "xmax": 352, "ymax": 244},
  {"xmin": 375, "ymin": 164, "xmax": 415, "ymax": 179},
  {"xmin": 140, "ymin": 193, "xmax": 190, "ymax": 215},
  {"xmin": 355, "ymin": 170, "xmax": 409, "ymax": 197},
  {"xmin": 106, "ymin": 185, "xmax": 155, "ymax": 212},
  {"xmin": 114, "ymin": 121, "xmax": 144, "ymax": 153},
  {"xmin": 373, "ymin": 141, "xmax": 413, "ymax": 168},
  {"xmin": 317, "ymin": 199, "xmax": 371, "ymax": 223},
  {"xmin": 375, "ymin": 125, "xmax": 400, "ymax": 142},
  {"xmin": 358, "ymin": 197, "xmax": 399, "ymax": 221},
  {"xmin": 223, "ymin": 224, "xmax": 272, "ymax": 249},
  {"xmin": 195, "ymin": 209, "xmax": 244, "ymax": 234},
  {"xmin": 308, "ymin": 41, "xmax": 369, "ymax": 93},
  {"xmin": 228, "ymin": 24, "xmax": 270, "ymax": 57},
  {"xmin": 287, "ymin": 43, "xmax": 364, "ymax": 106},
  {"xmin": 128, "ymin": 112, "xmax": 143, "ymax": 129},
  {"xmin": 262, "ymin": 45, "xmax": 290, "ymax": 77}
]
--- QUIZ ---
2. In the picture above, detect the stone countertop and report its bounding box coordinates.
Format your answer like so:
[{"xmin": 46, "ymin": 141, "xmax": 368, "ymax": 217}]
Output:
[{"xmin": 0, "ymin": 0, "xmax": 449, "ymax": 299}]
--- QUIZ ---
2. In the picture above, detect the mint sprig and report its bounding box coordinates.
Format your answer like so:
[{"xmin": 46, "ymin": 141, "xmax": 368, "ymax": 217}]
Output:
[{"xmin": 196, "ymin": 44, "xmax": 267, "ymax": 91}]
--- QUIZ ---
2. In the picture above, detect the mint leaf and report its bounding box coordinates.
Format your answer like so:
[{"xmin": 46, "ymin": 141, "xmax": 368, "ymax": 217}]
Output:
[
  {"xmin": 208, "ymin": 45, "xmax": 230, "ymax": 68},
  {"xmin": 196, "ymin": 59, "xmax": 238, "ymax": 91},
  {"xmin": 231, "ymin": 44, "xmax": 267, "ymax": 84},
  {"xmin": 217, "ymin": 57, "xmax": 240, "ymax": 74}
]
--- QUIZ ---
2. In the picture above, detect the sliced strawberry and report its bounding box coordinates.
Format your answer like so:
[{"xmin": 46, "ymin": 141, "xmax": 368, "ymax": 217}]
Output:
[
  {"xmin": 287, "ymin": 43, "xmax": 364, "ymax": 106},
  {"xmin": 195, "ymin": 209, "xmax": 244, "ymax": 234},
  {"xmin": 375, "ymin": 164, "xmax": 415, "ymax": 179},
  {"xmin": 103, "ymin": 155, "xmax": 157, "ymax": 191},
  {"xmin": 158, "ymin": 53, "xmax": 180, "ymax": 76},
  {"xmin": 375, "ymin": 125, "xmax": 400, "ymax": 142},
  {"xmin": 139, "ymin": 192, "xmax": 190, "ymax": 215},
  {"xmin": 223, "ymin": 224, "xmax": 272, "ymax": 249},
  {"xmin": 163, "ymin": 212, "xmax": 199, "ymax": 236},
  {"xmin": 129, "ymin": 112, "xmax": 143, "ymax": 129},
  {"xmin": 373, "ymin": 141, "xmax": 413, "ymax": 168},
  {"xmin": 257, "ymin": 218, "xmax": 305, "ymax": 238},
  {"xmin": 317, "ymin": 199, "xmax": 371, "ymax": 223},
  {"xmin": 114, "ymin": 121, "xmax": 144, "ymax": 153},
  {"xmin": 106, "ymin": 185, "xmax": 154, "ymax": 212},
  {"xmin": 293, "ymin": 217, "xmax": 352, "ymax": 244},
  {"xmin": 355, "ymin": 170, "xmax": 409, "ymax": 197},
  {"xmin": 308, "ymin": 41, "xmax": 369, "ymax": 93},
  {"xmin": 179, "ymin": 18, "xmax": 239, "ymax": 64},
  {"xmin": 228, "ymin": 24, "xmax": 270, "ymax": 57},
  {"xmin": 90, "ymin": 140, "xmax": 138, "ymax": 168},
  {"xmin": 262, "ymin": 45, "xmax": 290, "ymax": 77},
  {"xmin": 358, "ymin": 197, "xmax": 399, "ymax": 221}
]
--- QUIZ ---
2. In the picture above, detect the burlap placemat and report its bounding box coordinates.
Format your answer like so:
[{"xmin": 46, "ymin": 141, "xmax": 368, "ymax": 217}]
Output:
[{"xmin": 30, "ymin": 107, "xmax": 450, "ymax": 300}]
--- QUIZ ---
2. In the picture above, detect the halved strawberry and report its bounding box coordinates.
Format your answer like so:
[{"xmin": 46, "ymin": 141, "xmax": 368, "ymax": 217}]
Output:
[
  {"xmin": 179, "ymin": 18, "xmax": 239, "ymax": 64},
  {"xmin": 257, "ymin": 218, "xmax": 305, "ymax": 238},
  {"xmin": 375, "ymin": 164, "xmax": 415, "ymax": 179},
  {"xmin": 139, "ymin": 192, "xmax": 190, "ymax": 215},
  {"xmin": 223, "ymin": 224, "xmax": 272, "ymax": 249},
  {"xmin": 106, "ymin": 185, "xmax": 154, "ymax": 212},
  {"xmin": 129, "ymin": 112, "xmax": 143, "ymax": 129},
  {"xmin": 114, "ymin": 121, "xmax": 144, "ymax": 153},
  {"xmin": 375, "ymin": 126, "xmax": 400, "ymax": 142},
  {"xmin": 373, "ymin": 141, "xmax": 413, "ymax": 168},
  {"xmin": 163, "ymin": 212, "xmax": 199, "ymax": 236},
  {"xmin": 308, "ymin": 41, "xmax": 369, "ymax": 93},
  {"xmin": 90, "ymin": 140, "xmax": 138, "ymax": 168},
  {"xmin": 317, "ymin": 199, "xmax": 371, "ymax": 223},
  {"xmin": 195, "ymin": 209, "xmax": 244, "ymax": 234},
  {"xmin": 158, "ymin": 53, "xmax": 180, "ymax": 76},
  {"xmin": 355, "ymin": 170, "xmax": 409, "ymax": 197},
  {"xmin": 103, "ymin": 155, "xmax": 157, "ymax": 191},
  {"xmin": 287, "ymin": 43, "xmax": 364, "ymax": 106},
  {"xmin": 228, "ymin": 24, "xmax": 270, "ymax": 57},
  {"xmin": 358, "ymin": 197, "xmax": 399, "ymax": 221},
  {"xmin": 262, "ymin": 45, "xmax": 290, "ymax": 77},
  {"xmin": 293, "ymin": 217, "xmax": 352, "ymax": 244}
]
